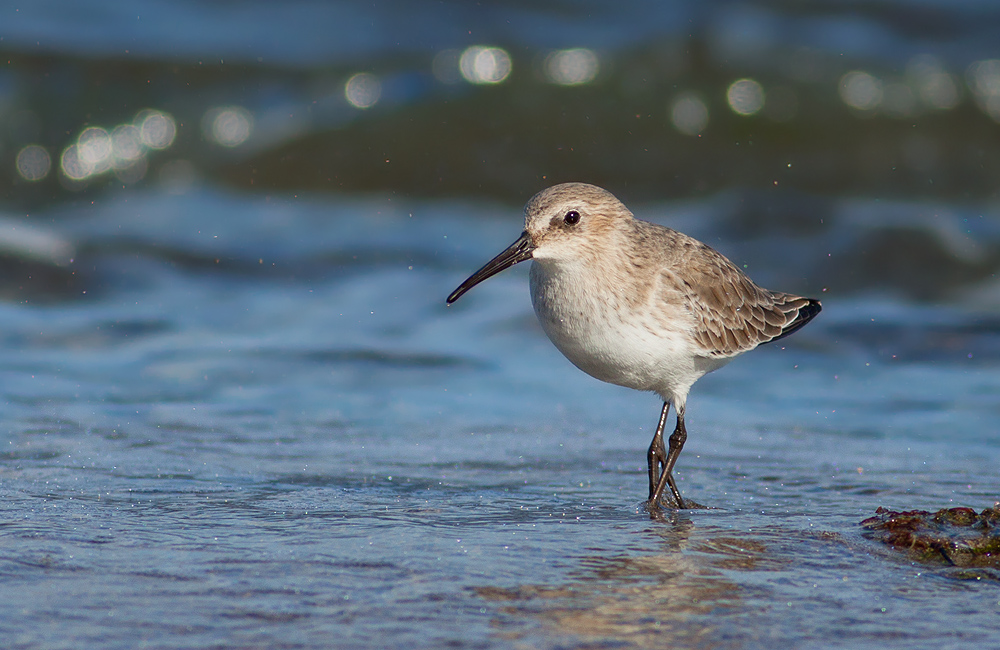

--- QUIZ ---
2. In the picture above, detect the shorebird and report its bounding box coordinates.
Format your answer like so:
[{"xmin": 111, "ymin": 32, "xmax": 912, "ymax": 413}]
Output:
[{"xmin": 447, "ymin": 183, "xmax": 821, "ymax": 510}]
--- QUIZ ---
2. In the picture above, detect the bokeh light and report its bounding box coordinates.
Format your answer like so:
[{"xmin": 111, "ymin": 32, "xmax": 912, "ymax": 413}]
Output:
[
  {"xmin": 111, "ymin": 124, "xmax": 144, "ymax": 163},
  {"xmin": 965, "ymin": 59, "xmax": 1000, "ymax": 122},
  {"xmin": 459, "ymin": 46, "xmax": 512, "ymax": 84},
  {"xmin": 137, "ymin": 109, "xmax": 177, "ymax": 149},
  {"xmin": 52, "ymin": 108, "xmax": 177, "ymax": 184},
  {"xmin": 967, "ymin": 59, "xmax": 1000, "ymax": 98},
  {"xmin": 344, "ymin": 73, "xmax": 382, "ymax": 109},
  {"xmin": 839, "ymin": 71, "xmax": 883, "ymax": 111},
  {"xmin": 670, "ymin": 93, "xmax": 709, "ymax": 136},
  {"xmin": 60, "ymin": 144, "xmax": 91, "ymax": 181},
  {"xmin": 77, "ymin": 127, "xmax": 113, "ymax": 174},
  {"xmin": 907, "ymin": 55, "xmax": 960, "ymax": 111},
  {"xmin": 544, "ymin": 49, "xmax": 599, "ymax": 85},
  {"xmin": 15, "ymin": 145, "xmax": 51, "ymax": 181},
  {"xmin": 726, "ymin": 79, "xmax": 765, "ymax": 115},
  {"xmin": 203, "ymin": 106, "xmax": 254, "ymax": 146}
]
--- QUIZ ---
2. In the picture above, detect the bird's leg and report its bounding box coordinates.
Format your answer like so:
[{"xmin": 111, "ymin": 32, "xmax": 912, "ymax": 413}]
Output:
[
  {"xmin": 651, "ymin": 408, "xmax": 688, "ymax": 509},
  {"xmin": 646, "ymin": 402, "xmax": 671, "ymax": 501}
]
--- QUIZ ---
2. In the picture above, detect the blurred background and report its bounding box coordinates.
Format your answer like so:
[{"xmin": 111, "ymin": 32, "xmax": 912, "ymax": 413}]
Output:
[
  {"xmin": 3, "ymin": 0, "xmax": 1000, "ymax": 300},
  {"xmin": 2, "ymin": 2, "xmax": 1000, "ymax": 649}
]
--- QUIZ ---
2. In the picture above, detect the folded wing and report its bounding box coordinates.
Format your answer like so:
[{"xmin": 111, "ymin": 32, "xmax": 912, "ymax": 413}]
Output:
[{"xmin": 662, "ymin": 250, "xmax": 821, "ymax": 358}]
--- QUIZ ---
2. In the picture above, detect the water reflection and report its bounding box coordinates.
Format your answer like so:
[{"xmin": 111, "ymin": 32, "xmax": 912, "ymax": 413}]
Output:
[{"xmin": 476, "ymin": 518, "xmax": 767, "ymax": 648}]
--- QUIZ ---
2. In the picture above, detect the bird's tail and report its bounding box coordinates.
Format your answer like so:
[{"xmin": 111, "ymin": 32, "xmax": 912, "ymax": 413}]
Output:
[{"xmin": 766, "ymin": 294, "xmax": 822, "ymax": 344}]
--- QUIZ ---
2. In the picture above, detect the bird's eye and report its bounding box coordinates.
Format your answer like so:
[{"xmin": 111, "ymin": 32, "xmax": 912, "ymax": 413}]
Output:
[{"xmin": 564, "ymin": 210, "xmax": 581, "ymax": 225}]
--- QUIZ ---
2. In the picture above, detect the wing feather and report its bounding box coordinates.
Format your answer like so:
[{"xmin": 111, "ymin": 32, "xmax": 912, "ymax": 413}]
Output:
[{"xmin": 658, "ymin": 242, "xmax": 821, "ymax": 358}]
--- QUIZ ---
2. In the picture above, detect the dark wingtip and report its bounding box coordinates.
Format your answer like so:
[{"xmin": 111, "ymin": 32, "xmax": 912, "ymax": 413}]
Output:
[{"xmin": 769, "ymin": 298, "xmax": 822, "ymax": 344}]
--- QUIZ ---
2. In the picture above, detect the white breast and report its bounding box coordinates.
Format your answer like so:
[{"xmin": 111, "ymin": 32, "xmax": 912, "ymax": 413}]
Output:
[{"xmin": 528, "ymin": 259, "xmax": 726, "ymax": 404}]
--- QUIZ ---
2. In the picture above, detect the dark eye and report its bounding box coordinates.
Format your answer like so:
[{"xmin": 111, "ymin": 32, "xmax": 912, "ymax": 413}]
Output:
[{"xmin": 564, "ymin": 210, "xmax": 580, "ymax": 225}]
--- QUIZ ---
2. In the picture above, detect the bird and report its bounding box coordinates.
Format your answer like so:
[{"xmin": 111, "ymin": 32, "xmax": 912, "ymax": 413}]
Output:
[{"xmin": 446, "ymin": 183, "xmax": 821, "ymax": 510}]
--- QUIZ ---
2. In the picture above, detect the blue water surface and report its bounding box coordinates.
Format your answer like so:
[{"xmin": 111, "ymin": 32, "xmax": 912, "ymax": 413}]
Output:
[
  {"xmin": 2, "ymin": 1, "xmax": 1000, "ymax": 648},
  {"xmin": 0, "ymin": 188, "xmax": 998, "ymax": 649}
]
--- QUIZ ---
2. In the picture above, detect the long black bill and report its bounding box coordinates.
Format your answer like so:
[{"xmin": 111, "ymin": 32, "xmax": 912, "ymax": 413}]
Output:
[{"xmin": 446, "ymin": 230, "xmax": 535, "ymax": 304}]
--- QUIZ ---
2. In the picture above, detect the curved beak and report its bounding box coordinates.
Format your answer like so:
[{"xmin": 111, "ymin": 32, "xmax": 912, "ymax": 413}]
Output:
[{"xmin": 446, "ymin": 230, "xmax": 535, "ymax": 304}]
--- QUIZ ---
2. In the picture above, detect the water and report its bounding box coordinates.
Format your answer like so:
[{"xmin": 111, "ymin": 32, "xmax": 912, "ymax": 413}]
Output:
[
  {"xmin": 1, "ymin": 188, "xmax": 997, "ymax": 649},
  {"xmin": 2, "ymin": 2, "xmax": 1000, "ymax": 649}
]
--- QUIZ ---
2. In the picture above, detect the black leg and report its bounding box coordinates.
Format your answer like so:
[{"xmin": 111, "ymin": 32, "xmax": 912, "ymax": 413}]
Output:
[
  {"xmin": 651, "ymin": 409, "xmax": 688, "ymax": 509},
  {"xmin": 646, "ymin": 402, "xmax": 670, "ymax": 500}
]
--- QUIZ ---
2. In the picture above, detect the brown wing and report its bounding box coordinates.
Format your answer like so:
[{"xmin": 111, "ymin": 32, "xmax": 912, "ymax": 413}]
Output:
[{"xmin": 663, "ymin": 246, "xmax": 821, "ymax": 358}]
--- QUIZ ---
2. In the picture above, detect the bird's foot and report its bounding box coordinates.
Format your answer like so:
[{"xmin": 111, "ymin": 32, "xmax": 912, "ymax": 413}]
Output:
[
  {"xmin": 643, "ymin": 495, "xmax": 709, "ymax": 516},
  {"xmin": 644, "ymin": 494, "xmax": 686, "ymax": 512}
]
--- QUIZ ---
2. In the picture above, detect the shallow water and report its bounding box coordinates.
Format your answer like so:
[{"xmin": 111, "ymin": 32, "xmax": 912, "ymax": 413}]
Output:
[
  {"xmin": 3, "ymin": 1, "xmax": 1000, "ymax": 648},
  {"xmin": 1, "ymin": 189, "xmax": 998, "ymax": 649}
]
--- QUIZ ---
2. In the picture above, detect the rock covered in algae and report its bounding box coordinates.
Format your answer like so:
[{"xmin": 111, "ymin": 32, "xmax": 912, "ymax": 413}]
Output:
[{"xmin": 861, "ymin": 506, "xmax": 1000, "ymax": 569}]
